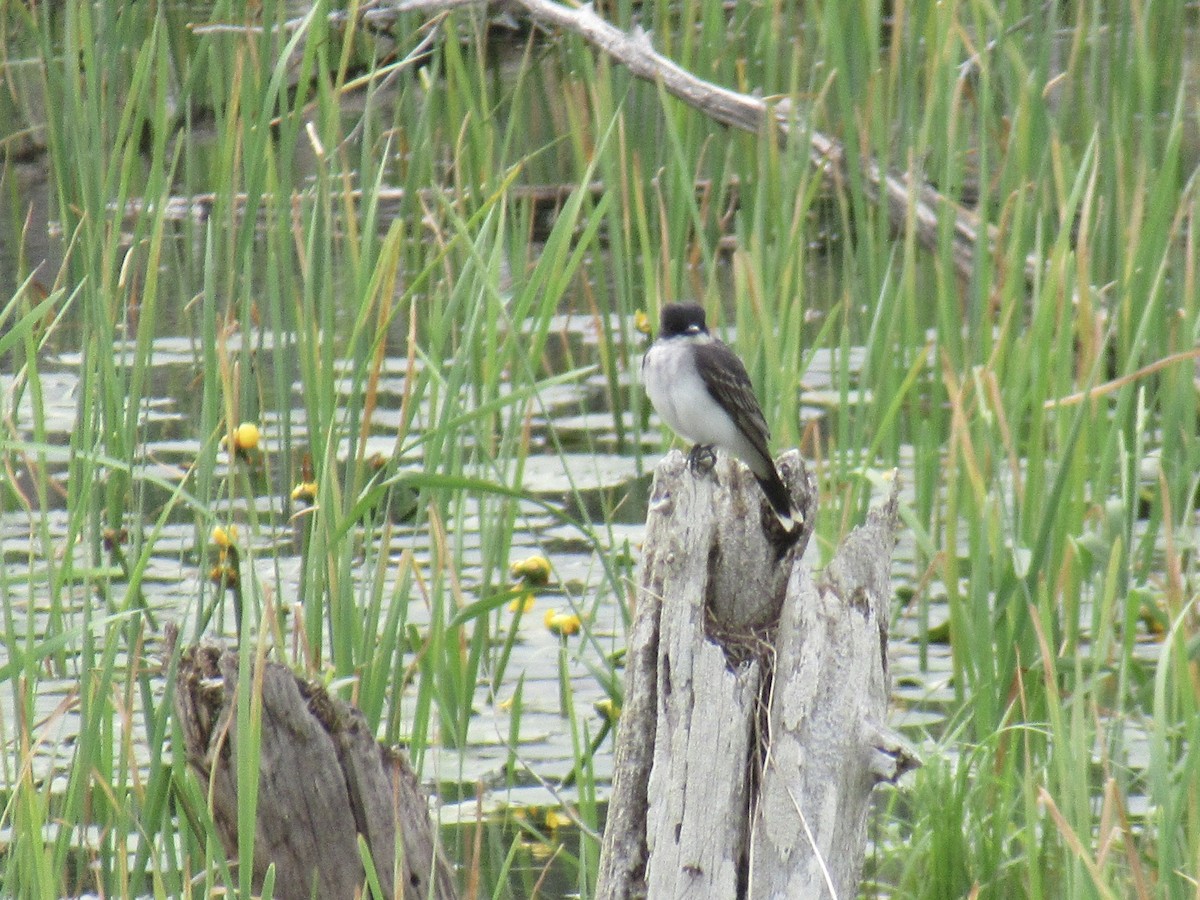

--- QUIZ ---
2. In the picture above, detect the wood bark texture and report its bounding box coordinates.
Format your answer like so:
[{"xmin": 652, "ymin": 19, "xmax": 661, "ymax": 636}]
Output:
[
  {"xmin": 748, "ymin": 489, "xmax": 910, "ymax": 898},
  {"xmin": 172, "ymin": 643, "xmax": 457, "ymax": 900},
  {"xmin": 596, "ymin": 451, "xmax": 913, "ymax": 900}
]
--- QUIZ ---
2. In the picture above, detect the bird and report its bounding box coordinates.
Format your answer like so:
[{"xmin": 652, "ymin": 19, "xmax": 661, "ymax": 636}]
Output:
[{"xmin": 642, "ymin": 301, "xmax": 797, "ymax": 530}]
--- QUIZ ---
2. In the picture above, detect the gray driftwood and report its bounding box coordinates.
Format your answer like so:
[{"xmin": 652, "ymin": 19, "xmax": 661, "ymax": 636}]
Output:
[
  {"xmin": 172, "ymin": 640, "xmax": 457, "ymax": 900},
  {"xmin": 597, "ymin": 450, "xmax": 915, "ymax": 899}
]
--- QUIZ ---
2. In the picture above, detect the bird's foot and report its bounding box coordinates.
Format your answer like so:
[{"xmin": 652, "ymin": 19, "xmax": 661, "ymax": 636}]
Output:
[{"xmin": 687, "ymin": 444, "xmax": 717, "ymax": 474}]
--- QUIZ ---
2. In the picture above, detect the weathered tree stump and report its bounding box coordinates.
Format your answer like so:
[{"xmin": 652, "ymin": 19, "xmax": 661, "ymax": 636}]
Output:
[
  {"xmin": 597, "ymin": 450, "xmax": 916, "ymax": 899},
  {"xmin": 171, "ymin": 638, "xmax": 457, "ymax": 900}
]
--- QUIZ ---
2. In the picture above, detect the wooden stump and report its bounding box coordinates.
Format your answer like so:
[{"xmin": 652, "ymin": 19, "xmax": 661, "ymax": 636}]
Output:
[
  {"xmin": 171, "ymin": 638, "xmax": 457, "ymax": 900},
  {"xmin": 596, "ymin": 450, "xmax": 916, "ymax": 899}
]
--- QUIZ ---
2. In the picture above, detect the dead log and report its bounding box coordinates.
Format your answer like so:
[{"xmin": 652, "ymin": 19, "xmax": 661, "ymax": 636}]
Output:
[
  {"xmin": 596, "ymin": 450, "xmax": 916, "ymax": 899},
  {"xmin": 171, "ymin": 639, "xmax": 457, "ymax": 900}
]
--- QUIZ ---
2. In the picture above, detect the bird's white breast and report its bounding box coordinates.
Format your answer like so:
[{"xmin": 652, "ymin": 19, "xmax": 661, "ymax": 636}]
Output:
[{"xmin": 642, "ymin": 337, "xmax": 744, "ymax": 450}]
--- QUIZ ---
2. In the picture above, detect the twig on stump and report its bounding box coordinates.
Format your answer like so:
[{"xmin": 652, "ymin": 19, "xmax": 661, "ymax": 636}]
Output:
[
  {"xmin": 596, "ymin": 451, "xmax": 916, "ymax": 899},
  {"xmin": 170, "ymin": 636, "xmax": 457, "ymax": 900}
]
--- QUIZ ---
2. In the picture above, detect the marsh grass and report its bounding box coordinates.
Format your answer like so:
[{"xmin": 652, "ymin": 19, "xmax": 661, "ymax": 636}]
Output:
[{"xmin": 0, "ymin": 0, "xmax": 1197, "ymax": 896}]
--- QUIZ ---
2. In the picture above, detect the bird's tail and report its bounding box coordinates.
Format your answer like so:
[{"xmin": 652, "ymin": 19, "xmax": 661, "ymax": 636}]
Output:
[{"xmin": 756, "ymin": 469, "xmax": 799, "ymax": 531}]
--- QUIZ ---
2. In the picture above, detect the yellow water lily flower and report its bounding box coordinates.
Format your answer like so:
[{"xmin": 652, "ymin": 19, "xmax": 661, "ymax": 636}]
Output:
[
  {"xmin": 209, "ymin": 562, "xmax": 239, "ymax": 589},
  {"xmin": 210, "ymin": 524, "xmax": 239, "ymax": 549},
  {"xmin": 594, "ymin": 698, "xmax": 621, "ymax": 723},
  {"xmin": 544, "ymin": 609, "xmax": 582, "ymax": 636},
  {"xmin": 509, "ymin": 554, "xmax": 552, "ymax": 586},
  {"xmin": 291, "ymin": 480, "xmax": 318, "ymax": 504},
  {"xmin": 226, "ymin": 420, "xmax": 260, "ymax": 456}
]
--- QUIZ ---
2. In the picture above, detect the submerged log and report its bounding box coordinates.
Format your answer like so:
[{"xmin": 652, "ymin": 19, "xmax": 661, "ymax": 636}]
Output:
[
  {"xmin": 171, "ymin": 639, "xmax": 457, "ymax": 900},
  {"xmin": 596, "ymin": 450, "xmax": 916, "ymax": 899}
]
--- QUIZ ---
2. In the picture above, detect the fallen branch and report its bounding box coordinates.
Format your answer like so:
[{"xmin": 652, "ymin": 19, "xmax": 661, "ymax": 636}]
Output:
[{"xmin": 504, "ymin": 0, "xmax": 1012, "ymax": 285}]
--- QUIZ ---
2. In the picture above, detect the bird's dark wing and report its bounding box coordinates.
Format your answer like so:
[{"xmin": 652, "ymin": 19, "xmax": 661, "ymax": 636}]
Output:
[{"xmin": 693, "ymin": 339, "xmax": 773, "ymax": 461}]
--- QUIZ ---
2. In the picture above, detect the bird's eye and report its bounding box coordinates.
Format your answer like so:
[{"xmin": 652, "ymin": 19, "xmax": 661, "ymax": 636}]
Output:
[{"xmin": 686, "ymin": 323, "xmax": 700, "ymax": 333}]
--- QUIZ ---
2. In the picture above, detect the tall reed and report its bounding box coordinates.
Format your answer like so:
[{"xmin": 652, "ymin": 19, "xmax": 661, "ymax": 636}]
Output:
[{"xmin": 0, "ymin": 0, "xmax": 1196, "ymax": 896}]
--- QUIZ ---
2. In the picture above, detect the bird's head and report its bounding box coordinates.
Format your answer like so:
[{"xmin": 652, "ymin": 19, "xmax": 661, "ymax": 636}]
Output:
[{"xmin": 659, "ymin": 302, "xmax": 708, "ymax": 338}]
